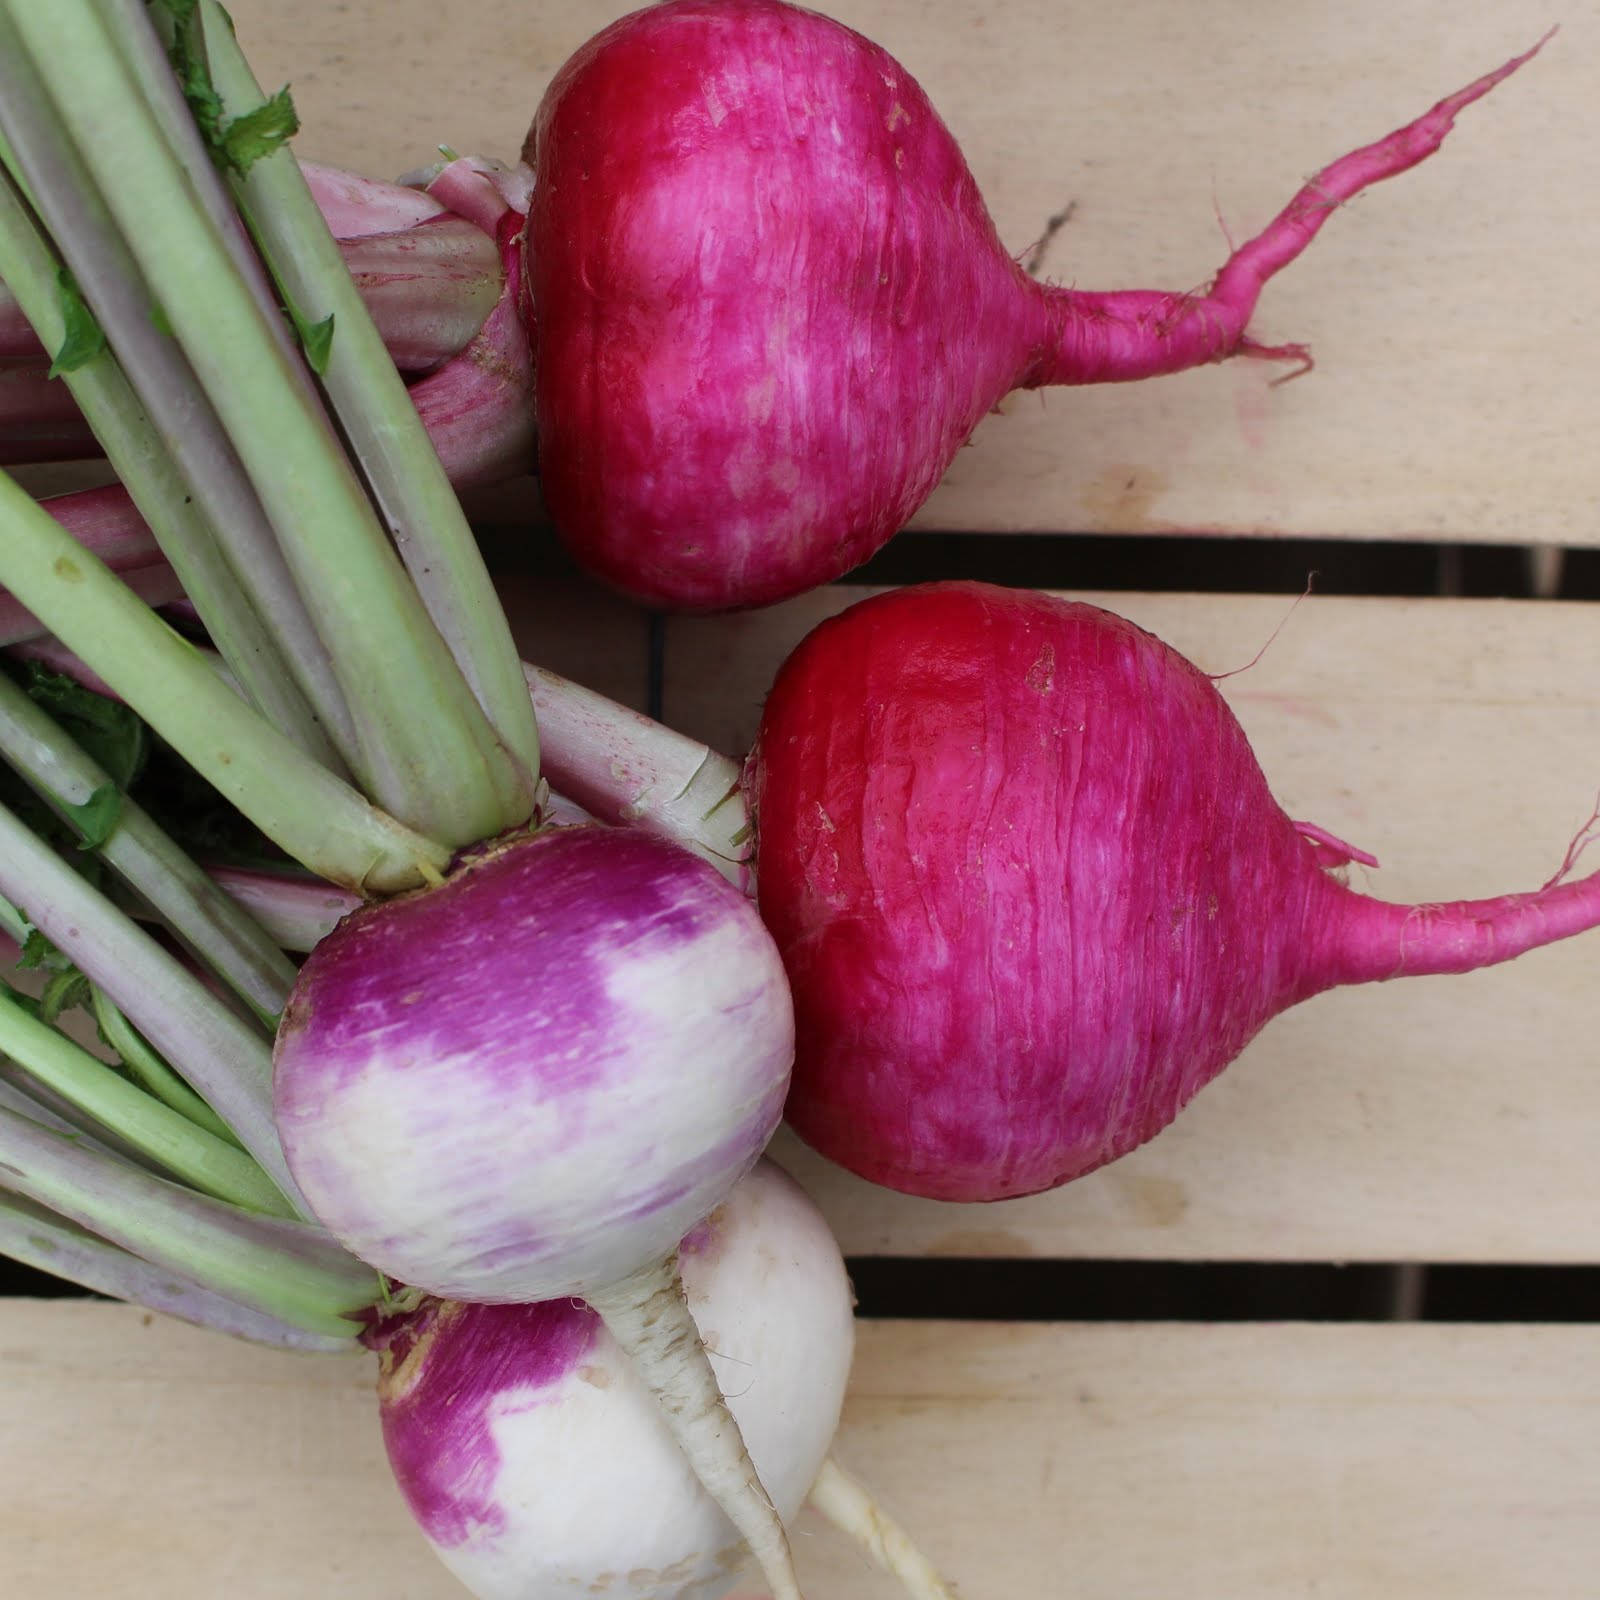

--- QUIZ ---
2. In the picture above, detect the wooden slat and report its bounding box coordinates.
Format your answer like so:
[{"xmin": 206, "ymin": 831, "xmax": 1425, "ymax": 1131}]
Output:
[
  {"xmin": 666, "ymin": 590, "xmax": 1600, "ymax": 1263},
  {"xmin": 3, "ymin": 1302, "xmax": 1595, "ymax": 1597},
  {"xmin": 234, "ymin": 0, "xmax": 1598, "ymax": 547}
]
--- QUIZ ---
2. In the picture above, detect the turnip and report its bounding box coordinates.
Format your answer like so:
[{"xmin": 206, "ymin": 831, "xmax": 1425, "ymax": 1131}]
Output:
[
  {"xmin": 374, "ymin": 1158, "xmax": 954, "ymax": 1600},
  {"xmin": 526, "ymin": 0, "xmax": 1544, "ymax": 611},
  {"xmin": 274, "ymin": 824, "xmax": 792, "ymax": 1308},
  {"xmin": 747, "ymin": 582, "xmax": 1600, "ymax": 1198}
]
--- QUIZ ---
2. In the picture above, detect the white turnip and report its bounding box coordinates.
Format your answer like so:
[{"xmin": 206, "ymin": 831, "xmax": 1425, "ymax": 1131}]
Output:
[{"xmin": 373, "ymin": 1160, "xmax": 857, "ymax": 1600}]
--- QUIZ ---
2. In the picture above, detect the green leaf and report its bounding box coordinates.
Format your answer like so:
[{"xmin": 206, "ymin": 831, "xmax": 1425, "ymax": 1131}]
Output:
[
  {"xmin": 47, "ymin": 269, "xmax": 107, "ymax": 378},
  {"xmin": 23, "ymin": 667, "xmax": 148, "ymax": 793},
  {"xmin": 62, "ymin": 782, "xmax": 123, "ymax": 852},
  {"xmin": 149, "ymin": 300, "xmax": 174, "ymax": 338},
  {"xmin": 132, "ymin": 734, "xmax": 283, "ymax": 870},
  {"xmin": 169, "ymin": 31, "xmax": 226, "ymax": 151},
  {"xmin": 218, "ymin": 87, "xmax": 298, "ymax": 176},
  {"xmin": 18, "ymin": 928, "xmax": 65, "ymax": 974},
  {"xmin": 148, "ymin": 0, "xmax": 200, "ymax": 21},
  {"xmin": 290, "ymin": 306, "xmax": 334, "ymax": 375},
  {"xmin": 39, "ymin": 967, "xmax": 91, "ymax": 1027}
]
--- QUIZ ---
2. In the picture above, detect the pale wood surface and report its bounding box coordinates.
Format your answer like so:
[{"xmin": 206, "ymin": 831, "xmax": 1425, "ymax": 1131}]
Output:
[
  {"xmin": 234, "ymin": 0, "xmax": 1599, "ymax": 547},
  {"xmin": 667, "ymin": 589, "xmax": 1600, "ymax": 1263},
  {"xmin": 2, "ymin": 1302, "xmax": 1596, "ymax": 1598}
]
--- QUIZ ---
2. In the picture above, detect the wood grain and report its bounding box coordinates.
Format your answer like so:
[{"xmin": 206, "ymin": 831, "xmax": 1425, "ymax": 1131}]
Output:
[
  {"xmin": 3, "ymin": 1302, "xmax": 1595, "ymax": 1598},
  {"xmin": 232, "ymin": 0, "xmax": 1599, "ymax": 547},
  {"xmin": 668, "ymin": 589, "xmax": 1600, "ymax": 1263}
]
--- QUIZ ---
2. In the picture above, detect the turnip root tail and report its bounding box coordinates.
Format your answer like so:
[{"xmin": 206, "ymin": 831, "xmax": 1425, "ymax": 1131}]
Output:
[
  {"xmin": 808, "ymin": 1456, "xmax": 960, "ymax": 1600},
  {"xmin": 1324, "ymin": 866, "xmax": 1600, "ymax": 987},
  {"xmin": 586, "ymin": 1252, "xmax": 804, "ymax": 1600},
  {"xmin": 1025, "ymin": 32, "xmax": 1552, "ymax": 388}
]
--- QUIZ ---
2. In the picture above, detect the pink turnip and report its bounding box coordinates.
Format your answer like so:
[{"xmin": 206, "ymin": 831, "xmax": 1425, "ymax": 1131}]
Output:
[
  {"xmin": 745, "ymin": 582, "xmax": 1600, "ymax": 1200},
  {"xmin": 525, "ymin": 0, "xmax": 1544, "ymax": 611}
]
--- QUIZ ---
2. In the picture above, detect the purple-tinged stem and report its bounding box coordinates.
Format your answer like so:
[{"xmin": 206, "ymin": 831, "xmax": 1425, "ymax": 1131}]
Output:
[
  {"xmin": 0, "ymin": 796, "xmax": 301, "ymax": 1207},
  {"xmin": 0, "ymin": 1189, "xmax": 356, "ymax": 1352},
  {"xmin": 405, "ymin": 226, "xmax": 536, "ymax": 492},
  {"xmin": 0, "ymin": 1103, "xmax": 378, "ymax": 1339},
  {"xmin": 524, "ymin": 664, "xmax": 749, "ymax": 886},
  {"xmin": 0, "ymin": 157, "xmax": 457, "ymax": 368},
  {"xmin": 1023, "ymin": 34, "xmax": 1551, "ymax": 388},
  {"xmin": 205, "ymin": 866, "xmax": 360, "ymax": 953},
  {"xmin": 0, "ymin": 221, "xmax": 501, "ymax": 388},
  {"xmin": 202, "ymin": 792, "xmax": 602, "ymax": 954},
  {"xmin": 341, "ymin": 217, "xmax": 502, "ymax": 374},
  {"xmin": 300, "ymin": 160, "xmax": 448, "ymax": 239},
  {"xmin": 0, "ymin": 257, "xmax": 534, "ymax": 644}
]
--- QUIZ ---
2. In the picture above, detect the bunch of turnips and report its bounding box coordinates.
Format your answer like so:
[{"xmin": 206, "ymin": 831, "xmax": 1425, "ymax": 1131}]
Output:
[{"xmin": 0, "ymin": 4, "xmax": 1582, "ymax": 1597}]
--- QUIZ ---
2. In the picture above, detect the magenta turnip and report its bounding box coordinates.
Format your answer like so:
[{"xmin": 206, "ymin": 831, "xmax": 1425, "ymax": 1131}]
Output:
[
  {"xmin": 745, "ymin": 582, "xmax": 1600, "ymax": 1200},
  {"xmin": 526, "ymin": 0, "xmax": 1544, "ymax": 610}
]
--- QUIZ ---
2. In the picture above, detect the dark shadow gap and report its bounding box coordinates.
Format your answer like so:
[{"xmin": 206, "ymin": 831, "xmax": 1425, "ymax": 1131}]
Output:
[
  {"xmin": 476, "ymin": 521, "xmax": 1583, "ymax": 601},
  {"xmin": 8, "ymin": 1258, "xmax": 1599, "ymax": 1323},
  {"xmin": 844, "ymin": 1259, "xmax": 1600, "ymax": 1323},
  {"xmin": 844, "ymin": 532, "xmax": 1549, "ymax": 598}
]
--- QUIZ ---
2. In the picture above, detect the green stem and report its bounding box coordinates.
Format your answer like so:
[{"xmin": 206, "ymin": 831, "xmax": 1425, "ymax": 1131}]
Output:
[
  {"xmin": 0, "ymin": 22, "xmax": 356, "ymax": 768},
  {"xmin": 97, "ymin": 0, "xmax": 294, "ymax": 348},
  {"xmin": 0, "ymin": 793, "xmax": 303, "ymax": 1203},
  {"xmin": 0, "ymin": 983, "xmax": 291, "ymax": 1214},
  {"xmin": 0, "ymin": 471, "xmax": 453, "ymax": 893},
  {"xmin": 7, "ymin": 0, "xmax": 534, "ymax": 847},
  {"xmin": 0, "ymin": 1188, "xmax": 356, "ymax": 1351},
  {"xmin": 0, "ymin": 890, "xmax": 27, "ymax": 947},
  {"xmin": 90, "ymin": 988, "xmax": 241, "ymax": 1148},
  {"xmin": 0, "ymin": 1062, "xmax": 165, "ymax": 1173},
  {"xmin": 0, "ymin": 668, "xmax": 297, "ymax": 1022},
  {"xmin": 0, "ymin": 1103, "xmax": 379, "ymax": 1339},
  {"xmin": 196, "ymin": 0, "xmax": 542, "ymax": 788}
]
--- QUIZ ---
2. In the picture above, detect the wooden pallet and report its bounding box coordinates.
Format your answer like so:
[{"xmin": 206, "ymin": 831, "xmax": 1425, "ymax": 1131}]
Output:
[{"xmin": 3, "ymin": 1, "xmax": 1597, "ymax": 1595}]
